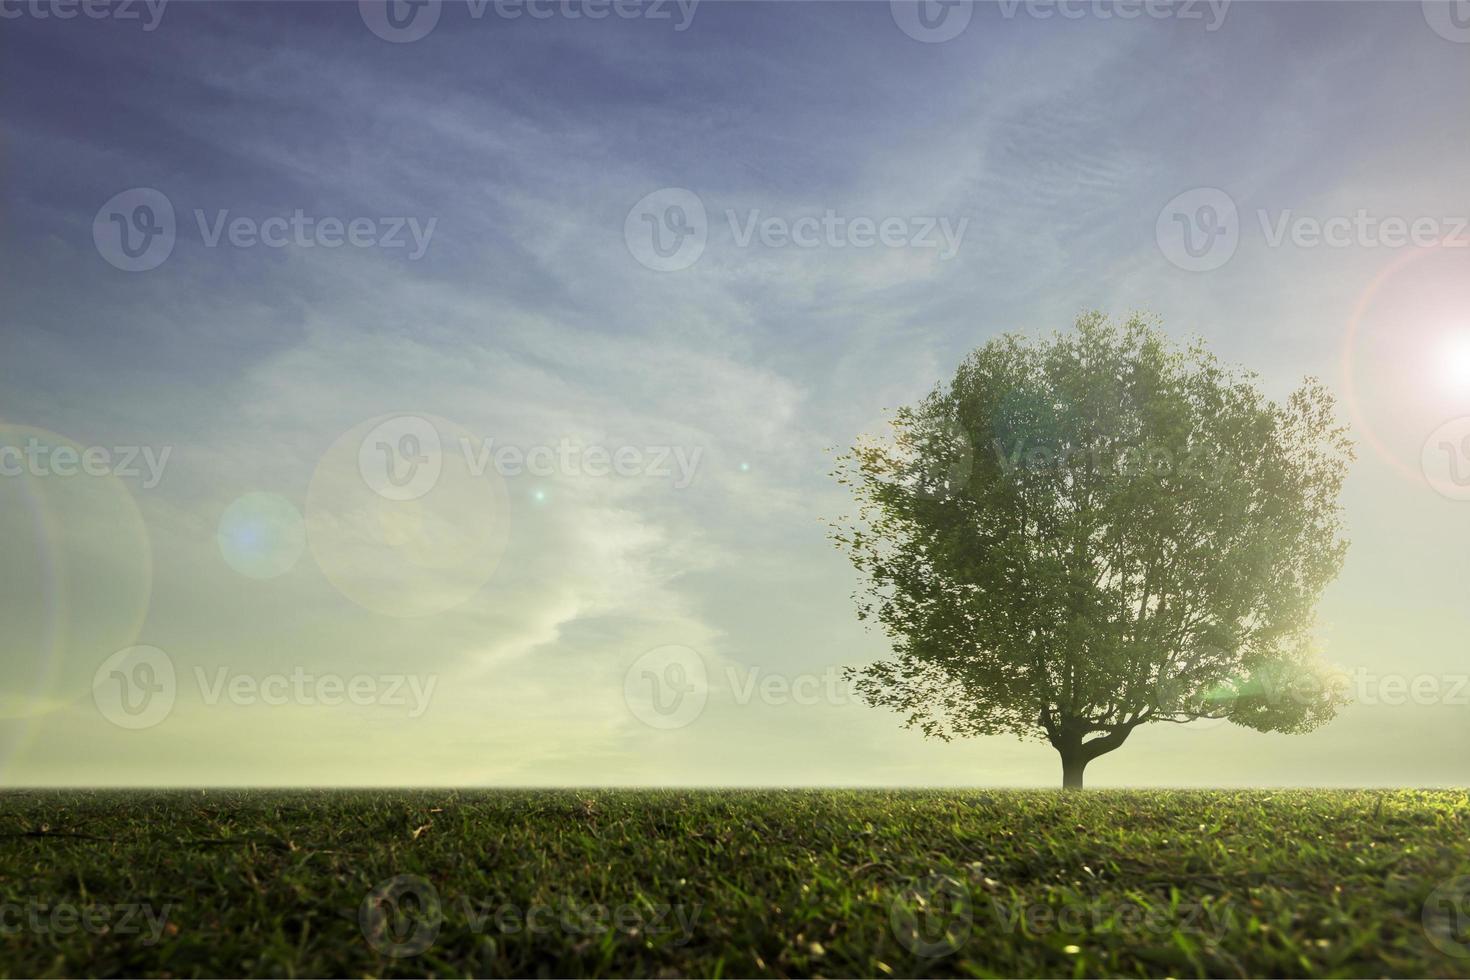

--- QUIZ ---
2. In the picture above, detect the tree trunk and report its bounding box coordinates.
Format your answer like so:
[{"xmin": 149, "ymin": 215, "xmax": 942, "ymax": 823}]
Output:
[
  {"xmin": 1061, "ymin": 752, "xmax": 1087, "ymax": 790},
  {"xmin": 1055, "ymin": 723, "xmax": 1137, "ymax": 789}
]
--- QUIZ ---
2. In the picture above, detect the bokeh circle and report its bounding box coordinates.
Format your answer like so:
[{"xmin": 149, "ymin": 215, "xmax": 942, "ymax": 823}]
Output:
[
  {"xmin": 217, "ymin": 492, "xmax": 307, "ymax": 579},
  {"xmin": 0, "ymin": 424, "xmax": 153, "ymax": 771},
  {"xmin": 306, "ymin": 414, "xmax": 511, "ymax": 617}
]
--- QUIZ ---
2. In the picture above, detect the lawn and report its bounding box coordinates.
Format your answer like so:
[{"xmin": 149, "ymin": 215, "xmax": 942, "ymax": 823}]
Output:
[{"xmin": 0, "ymin": 789, "xmax": 1467, "ymax": 978}]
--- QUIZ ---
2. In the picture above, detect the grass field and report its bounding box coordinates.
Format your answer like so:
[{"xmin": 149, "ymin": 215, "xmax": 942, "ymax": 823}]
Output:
[{"xmin": 1, "ymin": 789, "xmax": 1467, "ymax": 978}]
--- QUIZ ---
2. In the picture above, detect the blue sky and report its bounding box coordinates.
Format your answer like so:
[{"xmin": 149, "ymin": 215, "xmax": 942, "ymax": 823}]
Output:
[{"xmin": 2, "ymin": 1, "xmax": 1468, "ymax": 786}]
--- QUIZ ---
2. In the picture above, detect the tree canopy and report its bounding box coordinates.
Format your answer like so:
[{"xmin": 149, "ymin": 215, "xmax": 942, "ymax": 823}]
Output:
[{"xmin": 831, "ymin": 313, "xmax": 1353, "ymax": 787}]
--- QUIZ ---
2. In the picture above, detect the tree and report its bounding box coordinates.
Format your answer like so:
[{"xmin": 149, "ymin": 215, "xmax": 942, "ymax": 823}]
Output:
[{"xmin": 830, "ymin": 313, "xmax": 1353, "ymax": 788}]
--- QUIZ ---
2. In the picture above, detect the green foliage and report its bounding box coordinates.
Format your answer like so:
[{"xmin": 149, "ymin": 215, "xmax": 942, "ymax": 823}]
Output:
[
  {"xmin": 0, "ymin": 789, "xmax": 1465, "ymax": 978},
  {"xmin": 831, "ymin": 313, "xmax": 1354, "ymax": 777}
]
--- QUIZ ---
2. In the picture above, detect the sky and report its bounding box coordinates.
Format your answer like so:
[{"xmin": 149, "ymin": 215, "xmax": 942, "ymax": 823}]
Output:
[{"xmin": 1, "ymin": 0, "xmax": 1468, "ymax": 787}]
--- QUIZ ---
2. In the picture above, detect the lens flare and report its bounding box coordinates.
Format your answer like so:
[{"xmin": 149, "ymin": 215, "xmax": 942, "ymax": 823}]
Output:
[
  {"xmin": 1340, "ymin": 244, "xmax": 1470, "ymax": 483},
  {"xmin": 0, "ymin": 424, "xmax": 152, "ymax": 775},
  {"xmin": 1438, "ymin": 333, "xmax": 1470, "ymax": 395},
  {"xmin": 217, "ymin": 492, "xmax": 307, "ymax": 580}
]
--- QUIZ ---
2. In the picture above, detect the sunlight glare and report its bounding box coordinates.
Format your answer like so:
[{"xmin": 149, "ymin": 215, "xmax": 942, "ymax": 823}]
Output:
[{"xmin": 1440, "ymin": 332, "xmax": 1470, "ymax": 394}]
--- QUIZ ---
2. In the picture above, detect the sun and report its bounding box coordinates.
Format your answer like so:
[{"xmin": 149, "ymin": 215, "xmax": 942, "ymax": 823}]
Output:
[{"xmin": 1439, "ymin": 332, "xmax": 1470, "ymax": 394}]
